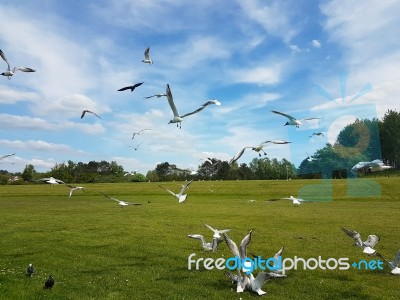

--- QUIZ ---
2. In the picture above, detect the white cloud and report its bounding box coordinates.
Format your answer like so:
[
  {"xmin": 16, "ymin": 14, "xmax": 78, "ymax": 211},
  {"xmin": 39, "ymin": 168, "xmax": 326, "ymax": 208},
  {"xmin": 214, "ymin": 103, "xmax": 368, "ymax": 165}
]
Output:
[
  {"xmin": 0, "ymin": 139, "xmax": 86, "ymax": 155},
  {"xmin": 229, "ymin": 66, "xmax": 281, "ymax": 86},
  {"xmin": 311, "ymin": 39, "xmax": 321, "ymax": 48}
]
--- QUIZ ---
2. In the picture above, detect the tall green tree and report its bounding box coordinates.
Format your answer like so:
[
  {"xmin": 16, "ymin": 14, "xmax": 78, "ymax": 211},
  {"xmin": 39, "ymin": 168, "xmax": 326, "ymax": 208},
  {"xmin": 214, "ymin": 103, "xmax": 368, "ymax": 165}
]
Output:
[{"xmin": 22, "ymin": 164, "xmax": 36, "ymax": 182}]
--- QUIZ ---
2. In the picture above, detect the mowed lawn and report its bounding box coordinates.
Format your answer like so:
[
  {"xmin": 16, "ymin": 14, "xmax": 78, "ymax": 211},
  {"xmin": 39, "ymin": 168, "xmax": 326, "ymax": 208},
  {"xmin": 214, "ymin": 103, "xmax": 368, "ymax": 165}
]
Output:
[{"xmin": 0, "ymin": 178, "xmax": 399, "ymax": 299}]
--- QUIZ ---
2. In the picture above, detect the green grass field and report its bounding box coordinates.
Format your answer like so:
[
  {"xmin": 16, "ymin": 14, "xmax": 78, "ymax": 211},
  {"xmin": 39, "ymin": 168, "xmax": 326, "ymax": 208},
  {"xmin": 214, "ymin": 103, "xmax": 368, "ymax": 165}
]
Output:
[{"xmin": 1, "ymin": 178, "xmax": 399, "ymax": 299}]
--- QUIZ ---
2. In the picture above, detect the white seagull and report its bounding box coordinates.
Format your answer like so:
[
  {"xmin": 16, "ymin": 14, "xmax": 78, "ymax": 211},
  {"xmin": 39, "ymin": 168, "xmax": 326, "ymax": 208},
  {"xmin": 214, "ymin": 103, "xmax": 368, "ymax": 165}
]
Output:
[
  {"xmin": 251, "ymin": 246, "xmax": 285, "ymax": 274},
  {"xmin": 143, "ymin": 93, "xmax": 167, "ymax": 99},
  {"xmin": 229, "ymin": 140, "xmax": 291, "ymax": 164},
  {"xmin": 157, "ymin": 179, "xmax": 193, "ymax": 203},
  {"xmin": 142, "ymin": 47, "xmax": 153, "ymax": 65},
  {"xmin": 38, "ymin": 177, "xmax": 65, "ymax": 185},
  {"xmin": 165, "ymin": 84, "xmax": 221, "ymax": 128},
  {"xmin": 266, "ymin": 195, "xmax": 317, "ymax": 207},
  {"xmin": 187, "ymin": 234, "xmax": 222, "ymax": 252},
  {"xmin": 341, "ymin": 227, "xmax": 380, "ymax": 255},
  {"xmin": 376, "ymin": 250, "xmax": 400, "ymax": 275},
  {"xmin": 66, "ymin": 185, "xmax": 85, "ymax": 197},
  {"xmin": 223, "ymin": 230, "xmax": 253, "ymax": 260},
  {"xmin": 205, "ymin": 224, "xmax": 231, "ymax": 239},
  {"xmin": 0, "ymin": 49, "xmax": 36, "ymax": 79},
  {"xmin": 100, "ymin": 192, "xmax": 142, "ymax": 207},
  {"xmin": 271, "ymin": 110, "xmax": 320, "ymax": 128},
  {"xmin": 132, "ymin": 129, "xmax": 151, "ymax": 139}
]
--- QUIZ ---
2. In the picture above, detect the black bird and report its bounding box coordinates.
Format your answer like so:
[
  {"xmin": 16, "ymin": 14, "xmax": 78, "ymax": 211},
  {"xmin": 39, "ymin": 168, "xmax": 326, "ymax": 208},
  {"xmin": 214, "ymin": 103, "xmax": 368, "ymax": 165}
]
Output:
[
  {"xmin": 81, "ymin": 110, "xmax": 101, "ymax": 119},
  {"xmin": 117, "ymin": 82, "xmax": 144, "ymax": 92},
  {"xmin": 26, "ymin": 263, "xmax": 35, "ymax": 277},
  {"xmin": 44, "ymin": 275, "xmax": 54, "ymax": 289}
]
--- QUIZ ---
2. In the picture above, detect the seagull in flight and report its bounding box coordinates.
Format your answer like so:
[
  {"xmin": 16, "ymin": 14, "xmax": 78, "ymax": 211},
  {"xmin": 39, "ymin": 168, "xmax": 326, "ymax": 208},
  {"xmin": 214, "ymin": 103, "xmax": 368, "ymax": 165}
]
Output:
[
  {"xmin": 0, "ymin": 49, "xmax": 36, "ymax": 79},
  {"xmin": 187, "ymin": 234, "xmax": 222, "ymax": 252},
  {"xmin": 165, "ymin": 84, "xmax": 221, "ymax": 128},
  {"xmin": 117, "ymin": 82, "xmax": 144, "ymax": 92},
  {"xmin": 81, "ymin": 110, "xmax": 101, "ymax": 119},
  {"xmin": 129, "ymin": 142, "xmax": 143, "ymax": 151},
  {"xmin": 229, "ymin": 140, "xmax": 291, "ymax": 164},
  {"xmin": 132, "ymin": 129, "xmax": 151, "ymax": 139},
  {"xmin": 223, "ymin": 230, "xmax": 253, "ymax": 261},
  {"xmin": 309, "ymin": 132, "xmax": 325, "ymax": 138},
  {"xmin": 205, "ymin": 224, "xmax": 231, "ymax": 239},
  {"xmin": 142, "ymin": 47, "xmax": 153, "ymax": 65},
  {"xmin": 271, "ymin": 110, "xmax": 320, "ymax": 128},
  {"xmin": 341, "ymin": 227, "xmax": 380, "ymax": 255},
  {"xmin": 157, "ymin": 179, "xmax": 193, "ymax": 203},
  {"xmin": 0, "ymin": 153, "xmax": 16, "ymax": 161},
  {"xmin": 143, "ymin": 93, "xmax": 167, "ymax": 99},
  {"xmin": 266, "ymin": 195, "xmax": 317, "ymax": 207},
  {"xmin": 66, "ymin": 185, "xmax": 85, "ymax": 197},
  {"xmin": 376, "ymin": 250, "xmax": 400, "ymax": 275},
  {"xmin": 38, "ymin": 177, "xmax": 65, "ymax": 185},
  {"xmin": 100, "ymin": 192, "xmax": 142, "ymax": 207}
]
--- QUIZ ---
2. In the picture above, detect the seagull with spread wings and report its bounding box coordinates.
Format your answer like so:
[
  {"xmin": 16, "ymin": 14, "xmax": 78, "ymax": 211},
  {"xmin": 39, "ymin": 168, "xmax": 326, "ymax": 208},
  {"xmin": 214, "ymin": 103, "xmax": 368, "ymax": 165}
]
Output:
[
  {"xmin": 157, "ymin": 179, "xmax": 193, "ymax": 203},
  {"xmin": 165, "ymin": 84, "xmax": 221, "ymax": 128},
  {"xmin": 229, "ymin": 140, "xmax": 291, "ymax": 164},
  {"xmin": 66, "ymin": 185, "xmax": 85, "ymax": 197},
  {"xmin": 0, "ymin": 49, "xmax": 36, "ymax": 79},
  {"xmin": 143, "ymin": 93, "xmax": 167, "ymax": 99},
  {"xmin": 0, "ymin": 153, "xmax": 16, "ymax": 161},
  {"xmin": 117, "ymin": 82, "xmax": 144, "ymax": 92},
  {"xmin": 341, "ymin": 227, "xmax": 380, "ymax": 255},
  {"xmin": 266, "ymin": 195, "xmax": 318, "ymax": 207},
  {"xmin": 142, "ymin": 47, "xmax": 153, "ymax": 65},
  {"xmin": 132, "ymin": 129, "xmax": 151, "ymax": 139},
  {"xmin": 271, "ymin": 110, "xmax": 320, "ymax": 128},
  {"xmin": 38, "ymin": 177, "xmax": 65, "ymax": 185},
  {"xmin": 187, "ymin": 234, "xmax": 222, "ymax": 252},
  {"xmin": 81, "ymin": 110, "xmax": 101, "ymax": 119},
  {"xmin": 100, "ymin": 192, "xmax": 142, "ymax": 207}
]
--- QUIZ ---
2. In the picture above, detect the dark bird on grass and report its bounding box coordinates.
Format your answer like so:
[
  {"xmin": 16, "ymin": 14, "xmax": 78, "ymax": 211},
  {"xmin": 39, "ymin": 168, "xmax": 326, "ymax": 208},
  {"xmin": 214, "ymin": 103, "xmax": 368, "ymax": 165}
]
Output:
[
  {"xmin": 117, "ymin": 82, "xmax": 144, "ymax": 92},
  {"xmin": 26, "ymin": 263, "xmax": 35, "ymax": 277},
  {"xmin": 0, "ymin": 153, "xmax": 16, "ymax": 161},
  {"xmin": 81, "ymin": 110, "xmax": 101, "ymax": 119},
  {"xmin": 341, "ymin": 227, "xmax": 380, "ymax": 255},
  {"xmin": 44, "ymin": 275, "xmax": 54, "ymax": 289},
  {"xmin": 0, "ymin": 49, "xmax": 36, "ymax": 79}
]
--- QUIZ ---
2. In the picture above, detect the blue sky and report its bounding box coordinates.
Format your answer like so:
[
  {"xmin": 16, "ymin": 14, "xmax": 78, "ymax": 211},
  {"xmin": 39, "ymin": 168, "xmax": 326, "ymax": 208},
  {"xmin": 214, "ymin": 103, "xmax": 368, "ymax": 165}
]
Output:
[{"xmin": 0, "ymin": 0, "xmax": 399, "ymax": 174}]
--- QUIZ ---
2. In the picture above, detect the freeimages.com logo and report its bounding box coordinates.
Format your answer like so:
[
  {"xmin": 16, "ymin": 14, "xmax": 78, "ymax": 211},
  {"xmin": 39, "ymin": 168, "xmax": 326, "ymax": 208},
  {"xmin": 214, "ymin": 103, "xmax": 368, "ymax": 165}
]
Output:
[{"xmin": 187, "ymin": 253, "xmax": 384, "ymax": 274}]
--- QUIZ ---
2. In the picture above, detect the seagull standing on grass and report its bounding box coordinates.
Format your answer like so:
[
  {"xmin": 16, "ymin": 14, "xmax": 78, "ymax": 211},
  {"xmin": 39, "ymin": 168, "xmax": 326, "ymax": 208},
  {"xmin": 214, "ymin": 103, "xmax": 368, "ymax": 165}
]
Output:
[
  {"xmin": 165, "ymin": 84, "xmax": 221, "ymax": 129},
  {"xmin": 376, "ymin": 250, "xmax": 400, "ymax": 275},
  {"xmin": 100, "ymin": 192, "xmax": 142, "ymax": 207},
  {"xmin": 117, "ymin": 82, "xmax": 144, "ymax": 92},
  {"xmin": 157, "ymin": 179, "xmax": 193, "ymax": 203},
  {"xmin": 81, "ymin": 110, "xmax": 101, "ymax": 119},
  {"xmin": 271, "ymin": 110, "xmax": 320, "ymax": 128},
  {"xmin": 66, "ymin": 185, "xmax": 85, "ymax": 197},
  {"xmin": 142, "ymin": 47, "xmax": 153, "ymax": 65},
  {"xmin": 341, "ymin": 227, "xmax": 380, "ymax": 255},
  {"xmin": 26, "ymin": 263, "xmax": 35, "ymax": 277},
  {"xmin": 187, "ymin": 234, "xmax": 222, "ymax": 252},
  {"xmin": 0, "ymin": 49, "xmax": 36, "ymax": 79}
]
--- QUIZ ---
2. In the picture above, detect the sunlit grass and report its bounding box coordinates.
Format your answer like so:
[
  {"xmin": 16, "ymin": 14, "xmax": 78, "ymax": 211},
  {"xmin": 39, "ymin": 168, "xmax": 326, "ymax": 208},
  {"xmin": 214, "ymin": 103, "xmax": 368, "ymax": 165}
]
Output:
[{"xmin": 0, "ymin": 178, "xmax": 399, "ymax": 299}]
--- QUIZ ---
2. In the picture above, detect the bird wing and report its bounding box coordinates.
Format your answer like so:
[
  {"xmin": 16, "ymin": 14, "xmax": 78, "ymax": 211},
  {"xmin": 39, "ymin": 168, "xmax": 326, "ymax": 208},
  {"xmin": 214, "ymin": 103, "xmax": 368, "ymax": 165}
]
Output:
[
  {"xmin": 271, "ymin": 110, "xmax": 295, "ymax": 121},
  {"xmin": 223, "ymin": 233, "xmax": 241, "ymax": 257},
  {"xmin": 229, "ymin": 147, "xmax": 252, "ymax": 164},
  {"xmin": 179, "ymin": 179, "xmax": 193, "ymax": 195},
  {"xmin": 239, "ymin": 230, "xmax": 253, "ymax": 259},
  {"xmin": 180, "ymin": 100, "xmax": 221, "ymax": 119},
  {"xmin": 341, "ymin": 227, "xmax": 363, "ymax": 247},
  {"xmin": 224, "ymin": 271, "xmax": 240, "ymax": 284},
  {"xmin": 166, "ymin": 84, "xmax": 179, "ymax": 117},
  {"xmin": 188, "ymin": 234, "xmax": 206, "ymax": 245},
  {"xmin": 0, "ymin": 153, "xmax": 16, "ymax": 160},
  {"xmin": 0, "ymin": 49, "xmax": 10, "ymax": 70},
  {"xmin": 80, "ymin": 110, "xmax": 87, "ymax": 118},
  {"xmin": 14, "ymin": 66, "xmax": 36, "ymax": 73},
  {"xmin": 301, "ymin": 117, "xmax": 321, "ymax": 121},
  {"xmin": 117, "ymin": 86, "xmax": 132, "ymax": 91},
  {"xmin": 273, "ymin": 246, "xmax": 285, "ymax": 260},
  {"xmin": 144, "ymin": 47, "xmax": 150, "ymax": 60},
  {"xmin": 158, "ymin": 185, "xmax": 177, "ymax": 198},
  {"xmin": 205, "ymin": 224, "xmax": 216, "ymax": 233},
  {"xmin": 263, "ymin": 140, "xmax": 291, "ymax": 144},
  {"xmin": 133, "ymin": 82, "xmax": 144, "ymax": 88},
  {"xmin": 88, "ymin": 110, "xmax": 101, "ymax": 118}
]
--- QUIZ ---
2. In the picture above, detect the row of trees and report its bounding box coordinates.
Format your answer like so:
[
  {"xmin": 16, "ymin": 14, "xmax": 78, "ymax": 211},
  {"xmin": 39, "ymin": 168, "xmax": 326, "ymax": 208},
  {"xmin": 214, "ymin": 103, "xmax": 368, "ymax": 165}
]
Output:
[{"xmin": 1, "ymin": 110, "xmax": 398, "ymax": 184}]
